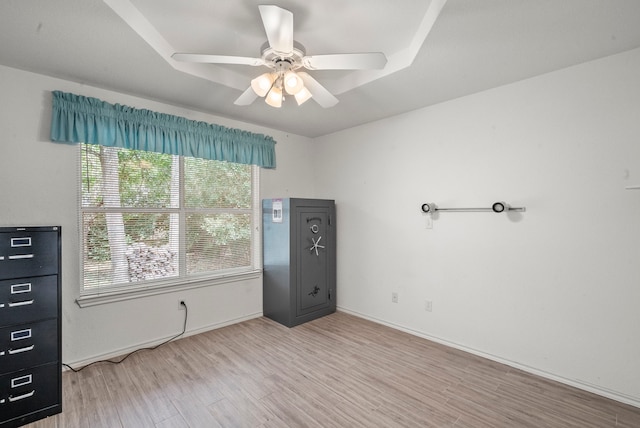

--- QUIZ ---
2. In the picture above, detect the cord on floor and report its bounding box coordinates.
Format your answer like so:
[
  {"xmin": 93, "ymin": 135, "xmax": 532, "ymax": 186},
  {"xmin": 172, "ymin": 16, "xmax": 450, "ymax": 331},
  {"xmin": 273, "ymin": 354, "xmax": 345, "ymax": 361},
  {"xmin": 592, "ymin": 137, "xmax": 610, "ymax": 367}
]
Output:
[{"xmin": 62, "ymin": 301, "xmax": 188, "ymax": 373}]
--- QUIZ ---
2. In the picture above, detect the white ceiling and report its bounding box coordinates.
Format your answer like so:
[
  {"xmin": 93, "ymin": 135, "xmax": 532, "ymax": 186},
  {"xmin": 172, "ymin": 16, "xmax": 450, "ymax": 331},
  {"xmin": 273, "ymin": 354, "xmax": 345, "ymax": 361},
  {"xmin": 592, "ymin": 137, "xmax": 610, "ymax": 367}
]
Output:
[{"xmin": 2, "ymin": 0, "xmax": 640, "ymax": 138}]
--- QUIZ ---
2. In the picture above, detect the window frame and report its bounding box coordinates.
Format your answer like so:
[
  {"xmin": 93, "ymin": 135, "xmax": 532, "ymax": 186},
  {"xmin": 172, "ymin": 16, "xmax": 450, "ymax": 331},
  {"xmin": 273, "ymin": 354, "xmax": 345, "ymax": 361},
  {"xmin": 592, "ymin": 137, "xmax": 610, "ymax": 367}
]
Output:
[{"xmin": 76, "ymin": 144, "xmax": 262, "ymax": 308}]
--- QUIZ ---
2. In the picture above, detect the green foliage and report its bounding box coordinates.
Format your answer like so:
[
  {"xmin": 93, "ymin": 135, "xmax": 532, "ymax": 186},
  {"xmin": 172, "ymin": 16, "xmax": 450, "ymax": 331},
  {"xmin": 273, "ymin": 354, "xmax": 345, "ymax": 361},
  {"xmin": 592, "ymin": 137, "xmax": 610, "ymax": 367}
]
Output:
[
  {"xmin": 84, "ymin": 213, "xmax": 110, "ymax": 261},
  {"xmin": 184, "ymin": 157, "xmax": 251, "ymax": 208},
  {"xmin": 81, "ymin": 144, "xmax": 104, "ymax": 207},
  {"xmin": 118, "ymin": 150, "xmax": 173, "ymax": 208},
  {"xmin": 185, "ymin": 213, "xmax": 251, "ymax": 274},
  {"xmin": 83, "ymin": 212, "xmax": 171, "ymax": 262},
  {"xmin": 122, "ymin": 213, "xmax": 171, "ymax": 246},
  {"xmin": 186, "ymin": 213, "xmax": 250, "ymax": 248}
]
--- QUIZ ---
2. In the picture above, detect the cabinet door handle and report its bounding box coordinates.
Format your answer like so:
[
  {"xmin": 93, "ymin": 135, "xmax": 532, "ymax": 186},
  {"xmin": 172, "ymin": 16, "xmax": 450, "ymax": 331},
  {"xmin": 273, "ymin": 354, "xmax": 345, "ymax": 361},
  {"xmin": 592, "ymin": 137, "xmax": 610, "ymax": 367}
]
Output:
[
  {"xmin": 8, "ymin": 300, "xmax": 34, "ymax": 307},
  {"xmin": 8, "ymin": 345, "xmax": 35, "ymax": 355},
  {"xmin": 8, "ymin": 390, "xmax": 35, "ymax": 402}
]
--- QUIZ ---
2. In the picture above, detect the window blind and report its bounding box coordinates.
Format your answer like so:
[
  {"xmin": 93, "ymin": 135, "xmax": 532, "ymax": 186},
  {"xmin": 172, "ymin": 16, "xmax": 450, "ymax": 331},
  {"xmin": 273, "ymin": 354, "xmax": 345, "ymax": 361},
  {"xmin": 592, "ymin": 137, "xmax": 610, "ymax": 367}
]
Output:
[{"xmin": 80, "ymin": 144, "xmax": 257, "ymax": 291}]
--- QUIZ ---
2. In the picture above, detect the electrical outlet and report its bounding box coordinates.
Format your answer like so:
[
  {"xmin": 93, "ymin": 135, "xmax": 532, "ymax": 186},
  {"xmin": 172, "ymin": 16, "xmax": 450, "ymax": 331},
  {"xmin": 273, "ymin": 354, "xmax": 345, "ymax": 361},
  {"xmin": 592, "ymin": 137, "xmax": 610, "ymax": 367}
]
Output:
[
  {"xmin": 392, "ymin": 292, "xmax": 398, "ymax": 303},
  {"xmin": 179, "ymin": 300, "xmax": 186, "ymax": 310},
  {"xmin": 425, "ymin": 300, "xmax": 433, "ymax": 312}
]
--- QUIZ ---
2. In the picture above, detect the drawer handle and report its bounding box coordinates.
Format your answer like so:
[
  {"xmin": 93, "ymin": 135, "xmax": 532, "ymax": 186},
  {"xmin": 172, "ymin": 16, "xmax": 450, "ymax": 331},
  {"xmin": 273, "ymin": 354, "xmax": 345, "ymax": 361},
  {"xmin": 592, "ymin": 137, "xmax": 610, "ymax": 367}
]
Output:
[
  {"xmin": 8, "ymin": 345, "xmax": 35, "ymax": 355},
  {"xmin": 11, "ymin": 237, "xmax": 32, "ymax": 248},
  {"xmin": 8, "ymin": 254, "xmax": 34, "ymax": 260},
  {"xmin": 8, "ymin": 390, "xmax": 35, "ymax": 402},
  {"xmin": 8, "ymin": 300, "xmax": 34, "ymax": 307},
  {"xmin": 11, "ymin": 329, "xmax": 31, "ymax": 341},
  {"xmin": 11, "ymin": 283, "xmax": 32, "ymax": 294},
  {"xmin": 11, "ymin": 374, "xmax": 32, "ymax": 388}
]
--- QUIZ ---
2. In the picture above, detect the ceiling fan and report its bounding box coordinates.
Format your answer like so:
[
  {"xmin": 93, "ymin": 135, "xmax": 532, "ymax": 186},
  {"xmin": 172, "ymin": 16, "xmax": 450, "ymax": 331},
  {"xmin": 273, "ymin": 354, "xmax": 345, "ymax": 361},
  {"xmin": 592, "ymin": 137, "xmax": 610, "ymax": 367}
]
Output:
[{"xmin": 172, "ymin": 5, "xmax": 387, "ymax": 108}]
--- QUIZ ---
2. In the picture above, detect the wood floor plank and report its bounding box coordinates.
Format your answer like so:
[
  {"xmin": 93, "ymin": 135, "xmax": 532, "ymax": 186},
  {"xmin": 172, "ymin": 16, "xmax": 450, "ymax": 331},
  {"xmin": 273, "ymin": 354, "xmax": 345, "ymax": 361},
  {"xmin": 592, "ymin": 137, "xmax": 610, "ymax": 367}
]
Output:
[
  {"xmin": 22, "ymin": 311, "xmax": 640, "ymax": 427},
  {"xmin": 154, "ymin": 414, "xmax": 190, "ymax": 428},
  {"xmin": 99, "ymin": 363, "xmax": 159, "ymax": 427},
  {"xmin": 121, "ymin": 355, "xmax": 182, "ymax": 422},
  {"xmin": 171, "ymin": 394, "xmax": 225, "ymax": 428},
  {"xmin": 56, "ymin": 369, "xmax": 122, "ymax": 428},
  {"xmin": 259, "ymin": 389, "xmax": 325, "ymax": 428},
  {"xmin": 207, "ymin": 398, "xmax": 250, "ymax": 427}
]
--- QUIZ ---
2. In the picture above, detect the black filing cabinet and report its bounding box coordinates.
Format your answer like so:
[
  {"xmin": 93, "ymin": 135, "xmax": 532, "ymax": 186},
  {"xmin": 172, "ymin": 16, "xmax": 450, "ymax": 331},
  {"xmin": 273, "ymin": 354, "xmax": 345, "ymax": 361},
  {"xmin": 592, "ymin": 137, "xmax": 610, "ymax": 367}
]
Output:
[
  {"xmin": 0, "ymin": 226, "xmax": 61, "ymax": 427},
  {"xmin": 263, "ymin": 198, "xmax": 336, "ymax": 327}
]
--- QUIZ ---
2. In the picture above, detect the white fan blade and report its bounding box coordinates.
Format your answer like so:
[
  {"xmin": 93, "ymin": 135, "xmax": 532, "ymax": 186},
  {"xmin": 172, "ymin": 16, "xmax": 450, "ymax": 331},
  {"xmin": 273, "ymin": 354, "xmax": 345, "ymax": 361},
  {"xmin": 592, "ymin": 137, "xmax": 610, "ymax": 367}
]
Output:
[
  {"xmin": 297, "ymin": 72, "xmax": 339, "ymax": 108},
  {"xmin": 234, "ymin": 87, "xmax": 259, "ymax": 106},
  {"xmin": 302, "ymin": 53, "xmax": 387, "ymax": 70},
  {"xmin": 259, "ymin": 5, "xmax": 294, "ymax": 54},
  {"xmin": 172, "ymin": 53, "xmax": 265, "ymax": 66}
]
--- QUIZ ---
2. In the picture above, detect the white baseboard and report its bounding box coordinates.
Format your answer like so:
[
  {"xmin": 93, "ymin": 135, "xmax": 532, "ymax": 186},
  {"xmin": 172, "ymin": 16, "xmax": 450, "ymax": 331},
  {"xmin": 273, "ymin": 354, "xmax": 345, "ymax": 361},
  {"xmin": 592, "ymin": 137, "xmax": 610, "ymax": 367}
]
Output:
[
  {"xmin": 63, "ymin": 311, "xmax": 263, "ymax": 370},
  {"xmin": 337, "ymin": 306, "xmax": 640, "ymax": 409}
]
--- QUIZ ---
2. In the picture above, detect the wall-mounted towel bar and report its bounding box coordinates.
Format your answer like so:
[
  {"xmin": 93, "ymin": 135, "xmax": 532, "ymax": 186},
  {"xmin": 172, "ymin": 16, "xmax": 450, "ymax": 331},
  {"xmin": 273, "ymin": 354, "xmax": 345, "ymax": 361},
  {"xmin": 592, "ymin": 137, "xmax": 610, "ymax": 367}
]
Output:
[{"xmin": 421, "ymin": 201, "xmax": 526, "ymax": 214}]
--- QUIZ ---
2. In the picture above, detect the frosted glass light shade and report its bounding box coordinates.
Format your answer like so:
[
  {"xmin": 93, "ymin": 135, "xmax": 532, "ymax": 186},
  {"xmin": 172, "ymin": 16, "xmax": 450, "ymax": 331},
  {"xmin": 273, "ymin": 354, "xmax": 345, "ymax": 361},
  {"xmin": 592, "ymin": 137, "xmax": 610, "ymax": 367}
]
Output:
[
  {"xmin": 283, "ymin": 71, "xmax": 304, "ymax": 95},
  {"xmin": 265, "ymin": 86, "xmax": 283, "ymax": 108},
  {"xmin": 294, "ymin": 87, "xmax": 312, "ymax": 105},
  {"xmin": 251, "ymin": 73, "xmax": 276, "ymax": 97}
]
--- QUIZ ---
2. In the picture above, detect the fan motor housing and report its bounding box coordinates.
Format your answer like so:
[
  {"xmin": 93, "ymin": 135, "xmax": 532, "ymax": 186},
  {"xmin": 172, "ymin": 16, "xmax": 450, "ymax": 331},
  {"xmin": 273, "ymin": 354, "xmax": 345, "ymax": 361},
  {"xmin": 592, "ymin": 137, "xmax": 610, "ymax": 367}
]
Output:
[{"xmin": 260, "ymin": 41, "xmax": 306, "ymax": 70}]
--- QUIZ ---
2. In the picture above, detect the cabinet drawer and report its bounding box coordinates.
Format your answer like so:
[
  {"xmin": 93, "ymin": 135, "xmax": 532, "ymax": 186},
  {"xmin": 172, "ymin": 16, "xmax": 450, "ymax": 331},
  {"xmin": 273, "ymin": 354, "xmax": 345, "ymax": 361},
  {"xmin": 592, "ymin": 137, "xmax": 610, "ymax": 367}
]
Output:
[
  {"xmin": 0, "ymin": 363, "xmax": 60, "ymax": 426},
  {"xmin": 0, "ymin": 319, "xmax": 58, "ymax": 375},
  {"xmin": 0, "ymin": 276, "xmax": 58, "ymax": 326},
  {"xmin": 0, "ymin": 229, "xmax": 59, "ymax": 281}
]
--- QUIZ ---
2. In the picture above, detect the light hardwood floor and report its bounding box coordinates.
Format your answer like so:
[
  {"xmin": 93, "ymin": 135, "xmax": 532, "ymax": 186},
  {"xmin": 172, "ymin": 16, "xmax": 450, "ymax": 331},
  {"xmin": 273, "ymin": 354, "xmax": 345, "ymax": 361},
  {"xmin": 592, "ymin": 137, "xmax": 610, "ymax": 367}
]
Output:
[{"xmin": 26, "ymin": 312, "xmax": 640, "ymax": 427}]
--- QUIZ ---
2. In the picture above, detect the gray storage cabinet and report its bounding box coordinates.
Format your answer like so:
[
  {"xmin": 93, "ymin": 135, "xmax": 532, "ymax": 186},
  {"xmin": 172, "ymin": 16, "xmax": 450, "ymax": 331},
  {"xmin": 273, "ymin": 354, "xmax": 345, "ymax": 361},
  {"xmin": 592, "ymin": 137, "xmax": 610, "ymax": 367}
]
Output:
[
  {"xmin": 0, "ymin": 226, "xmax": 61, "ymax": 427},
  {"xmin": 262, "ymin": 198, "xmax": 336, "ymax": 327}
]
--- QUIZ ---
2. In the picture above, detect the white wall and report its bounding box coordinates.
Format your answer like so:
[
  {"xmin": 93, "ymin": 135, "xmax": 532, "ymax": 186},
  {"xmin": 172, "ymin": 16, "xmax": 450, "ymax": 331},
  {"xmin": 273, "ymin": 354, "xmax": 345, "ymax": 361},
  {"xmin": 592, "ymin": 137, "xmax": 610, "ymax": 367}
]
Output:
[
  {"xmin": 0, "ymin": 65, "xmax": 316, "ymax": 365},
  {"xmin": 313, "ymin": 48, "xmax": 640, "ymax": 405}
]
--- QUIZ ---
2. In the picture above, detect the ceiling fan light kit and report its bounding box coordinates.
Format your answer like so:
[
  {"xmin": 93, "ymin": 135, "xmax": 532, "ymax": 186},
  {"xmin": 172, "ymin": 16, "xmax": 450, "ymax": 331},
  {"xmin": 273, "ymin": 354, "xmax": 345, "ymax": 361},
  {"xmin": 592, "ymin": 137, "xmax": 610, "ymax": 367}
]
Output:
[
  {"xmin": 172, "ymin": 5, "xmax": 388, "ymax": 109},
  {"xmin": 294, "ymin": 86, "xmax": 313, "ymax": 105},
  {"xmin": 284, "ymin": 71, "xmax": 304, "ymax": 95},
  {"xmin": 256, "ymin": 58, "xmax": 311, "ymax": 108},
  {"xmin": 266, "ymin": 84, "xmax": 283, "ymax": 108},
  {"xmin": 251, "ymin": 72, "xmax": 276, "ymax": 97}
]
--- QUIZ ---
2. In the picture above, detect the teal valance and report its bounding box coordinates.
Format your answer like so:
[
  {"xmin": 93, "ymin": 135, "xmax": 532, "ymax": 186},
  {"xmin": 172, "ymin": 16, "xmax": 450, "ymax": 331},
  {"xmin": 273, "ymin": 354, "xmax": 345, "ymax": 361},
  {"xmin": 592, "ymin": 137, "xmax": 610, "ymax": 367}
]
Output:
[{"xmin": 50, "ymin": 91, "xmax": 276, "ymax": 168}]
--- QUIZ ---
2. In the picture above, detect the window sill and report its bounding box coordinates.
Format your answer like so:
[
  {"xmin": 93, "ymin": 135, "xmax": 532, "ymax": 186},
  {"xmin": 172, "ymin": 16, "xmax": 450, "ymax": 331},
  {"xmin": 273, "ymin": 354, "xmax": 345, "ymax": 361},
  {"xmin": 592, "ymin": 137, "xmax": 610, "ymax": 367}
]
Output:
[{"xmin": 75, "ymin": 269, "xmax": 262, "ymax": 308}]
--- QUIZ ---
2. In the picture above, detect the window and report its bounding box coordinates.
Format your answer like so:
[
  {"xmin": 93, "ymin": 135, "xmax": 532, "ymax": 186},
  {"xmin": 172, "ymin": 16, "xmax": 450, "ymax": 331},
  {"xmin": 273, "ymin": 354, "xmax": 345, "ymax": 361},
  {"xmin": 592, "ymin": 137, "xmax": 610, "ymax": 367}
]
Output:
[{"xmin": 79, "ymin": 143, "xmax": 260, "ymax": 297}]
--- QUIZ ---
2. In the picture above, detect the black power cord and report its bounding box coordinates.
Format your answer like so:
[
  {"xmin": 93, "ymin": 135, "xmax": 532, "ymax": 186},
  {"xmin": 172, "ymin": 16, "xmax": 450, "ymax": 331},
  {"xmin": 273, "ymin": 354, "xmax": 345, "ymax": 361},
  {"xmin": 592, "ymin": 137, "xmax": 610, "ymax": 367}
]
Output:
[{"xmin": 62, "ymin": 301, "xmax": 188, "ymax": 373}]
